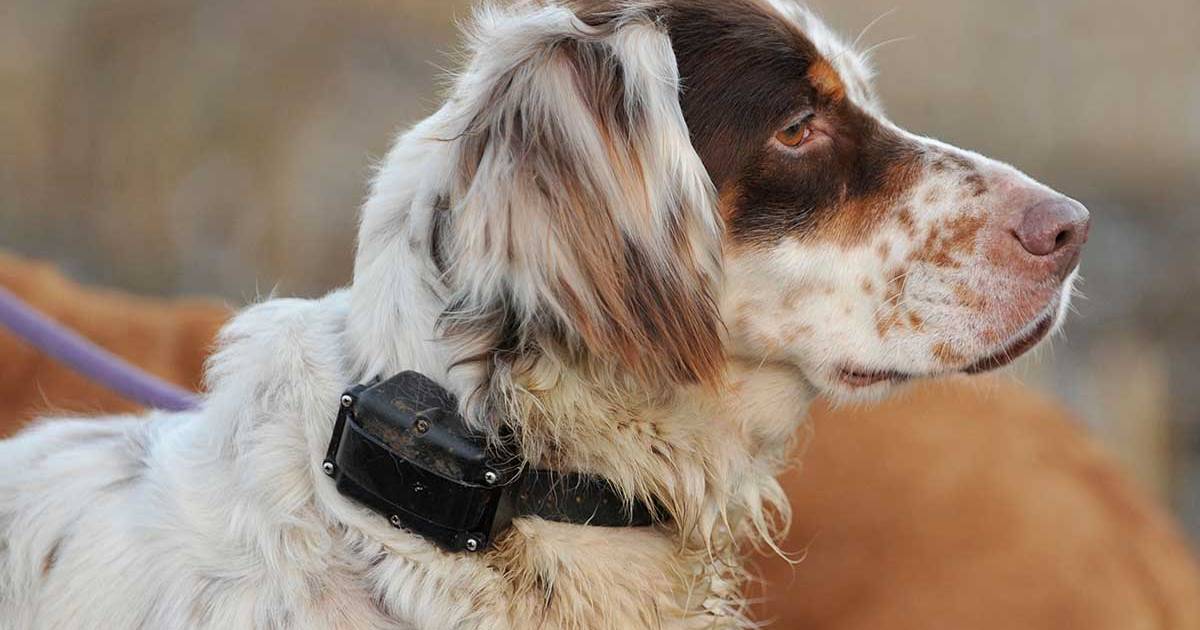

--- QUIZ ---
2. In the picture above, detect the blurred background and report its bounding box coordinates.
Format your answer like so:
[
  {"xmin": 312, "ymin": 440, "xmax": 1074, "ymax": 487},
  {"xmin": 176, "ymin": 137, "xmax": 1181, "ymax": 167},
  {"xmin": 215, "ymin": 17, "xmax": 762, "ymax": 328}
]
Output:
[{"xmin": 1, "ymin": 0, "xmax": 1198, "ymax": 540}]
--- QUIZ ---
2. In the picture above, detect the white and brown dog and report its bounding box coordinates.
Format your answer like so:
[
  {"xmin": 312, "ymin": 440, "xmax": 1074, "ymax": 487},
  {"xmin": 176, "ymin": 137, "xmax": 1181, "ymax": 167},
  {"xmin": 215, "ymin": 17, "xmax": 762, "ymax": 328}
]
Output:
[{"xmin": 0, "ymin": 1, "xmax": 1089, "ymax": 628}]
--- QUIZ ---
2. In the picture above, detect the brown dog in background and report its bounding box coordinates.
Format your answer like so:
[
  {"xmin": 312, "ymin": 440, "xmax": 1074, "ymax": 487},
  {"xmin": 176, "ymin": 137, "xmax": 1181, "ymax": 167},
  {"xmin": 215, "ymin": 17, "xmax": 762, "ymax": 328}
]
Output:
[
  {"xmin": 2, "ymin": 250, "xmax": 1198, "ymax": 628},
  {"xmin": 756, "ymin": 381, "xmax": 1200, "ymax": 628}
]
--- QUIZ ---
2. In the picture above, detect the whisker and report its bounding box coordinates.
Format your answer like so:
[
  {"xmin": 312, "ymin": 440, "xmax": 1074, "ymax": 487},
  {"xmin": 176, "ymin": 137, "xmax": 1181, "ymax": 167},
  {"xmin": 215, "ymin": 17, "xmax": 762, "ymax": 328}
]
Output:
[
  {"xmin": 851, "ymin": 7, "xmax": 898, "ymax": 52},
  {"xmin": 860, "ymin": 35, "xmax": 915, "ymax": 59},
  {"xmin": 867, "ymin": 268, "xmax": 918, "ymax": 319}
]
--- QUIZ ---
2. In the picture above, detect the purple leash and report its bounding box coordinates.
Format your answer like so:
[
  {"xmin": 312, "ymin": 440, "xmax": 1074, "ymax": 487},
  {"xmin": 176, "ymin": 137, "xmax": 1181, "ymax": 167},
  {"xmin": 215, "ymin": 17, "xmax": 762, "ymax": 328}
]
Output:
[{"xmin": 0, "ymin": 284, "xmax": 201, "ymax": 412}]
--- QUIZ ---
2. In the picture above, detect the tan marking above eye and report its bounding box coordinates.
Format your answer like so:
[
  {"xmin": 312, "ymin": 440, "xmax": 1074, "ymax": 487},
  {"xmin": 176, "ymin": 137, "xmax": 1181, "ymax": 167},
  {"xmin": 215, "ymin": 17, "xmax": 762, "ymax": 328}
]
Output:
[{"xmin": 807, "ymin": 59, "xmax": 846, "ymax": 103}]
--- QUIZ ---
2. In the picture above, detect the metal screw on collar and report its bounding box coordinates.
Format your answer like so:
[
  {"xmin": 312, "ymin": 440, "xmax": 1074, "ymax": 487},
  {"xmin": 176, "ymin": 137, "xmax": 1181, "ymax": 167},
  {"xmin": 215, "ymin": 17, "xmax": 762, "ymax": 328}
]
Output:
[
  {"xmin": 340, "ymin": 394, "xmax": 354, "ymax": 408},
  {"xmin": 465, "ymin": 538, "xmax": 480, "ymax": 552},
  {"xmin": 321, "ymin": 461, "xmax": 335, "ymax": 476},
  {"xmin": 389, "ymin": 515, "xmax": 401, "ymax": 527},
  {"xmin": 414, "ymin": 418, "xmax": 430, "ymax": 434},
  {"xmin": 483, "ymin": 471, "xmax": 498, "ymax": 485}
]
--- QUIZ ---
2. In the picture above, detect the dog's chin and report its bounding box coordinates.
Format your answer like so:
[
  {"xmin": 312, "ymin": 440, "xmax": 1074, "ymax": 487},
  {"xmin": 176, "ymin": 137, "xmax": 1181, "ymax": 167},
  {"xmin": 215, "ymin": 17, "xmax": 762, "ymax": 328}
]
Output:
[{"xmin": 813, "ymin": 291, "xmax": 1069, "ymax": 402}]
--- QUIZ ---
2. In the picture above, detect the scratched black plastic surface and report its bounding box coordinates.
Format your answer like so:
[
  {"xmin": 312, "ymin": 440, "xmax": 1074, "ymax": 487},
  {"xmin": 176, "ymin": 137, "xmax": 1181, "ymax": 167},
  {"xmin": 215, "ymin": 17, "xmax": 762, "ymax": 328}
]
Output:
[{"xmin": 353, "ymin": 371, "xmax": 499, "ymax": 485}]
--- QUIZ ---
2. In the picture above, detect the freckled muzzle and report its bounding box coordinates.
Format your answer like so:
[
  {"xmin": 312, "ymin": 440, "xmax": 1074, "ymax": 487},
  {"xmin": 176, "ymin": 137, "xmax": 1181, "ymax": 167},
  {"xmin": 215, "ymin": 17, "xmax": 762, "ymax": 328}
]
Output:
[{"xmin": 948, "ymin": 181, "xmax": 1089, "ymax": 370}]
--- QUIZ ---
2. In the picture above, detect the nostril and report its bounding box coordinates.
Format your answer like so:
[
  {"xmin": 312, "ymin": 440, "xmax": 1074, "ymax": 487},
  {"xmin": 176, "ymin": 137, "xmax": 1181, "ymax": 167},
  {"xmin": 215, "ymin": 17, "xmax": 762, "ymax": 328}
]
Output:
[
  {"xmin": 1015, "ymin": 197, "xmax": 1089, "ymax": 257},
  {"xmin": 1053, "ymin": 228, "xmax": 1072, "ymax": 250}
]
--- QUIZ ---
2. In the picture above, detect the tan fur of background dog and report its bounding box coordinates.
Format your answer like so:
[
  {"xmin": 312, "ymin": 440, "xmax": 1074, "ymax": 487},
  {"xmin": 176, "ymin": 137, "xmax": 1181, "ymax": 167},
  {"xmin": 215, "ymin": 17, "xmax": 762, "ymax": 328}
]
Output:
[
  {"xmin": 2, "ymin": 250, "xmax": 1198, "ymax": 628},
  {"xmin": 754, "ymin": 382, "xmax": 1200, "ymax": 628}
]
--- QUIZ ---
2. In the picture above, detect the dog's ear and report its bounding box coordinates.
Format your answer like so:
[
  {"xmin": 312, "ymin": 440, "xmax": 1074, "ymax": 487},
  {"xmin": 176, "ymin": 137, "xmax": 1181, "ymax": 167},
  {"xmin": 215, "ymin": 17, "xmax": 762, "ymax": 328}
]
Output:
[{"xmin": 442, "ymin": 5, "xmax": 724, "ymax": 389}]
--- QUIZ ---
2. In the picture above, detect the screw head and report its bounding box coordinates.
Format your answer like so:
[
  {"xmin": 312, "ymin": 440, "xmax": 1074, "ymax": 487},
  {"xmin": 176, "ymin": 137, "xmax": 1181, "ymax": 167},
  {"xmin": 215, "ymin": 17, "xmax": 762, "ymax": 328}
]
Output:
[
  {"xmin": 414, "ymin": 418, "xmax": 430, "ymax": 434},
  {"xmin": 321, "ymin": 461, "xmax": 335, "ymax": 476},
  {"xmin": 483, "ymin": 471, "xmax": 498, "ymax": 485},
  {"xmin": 389, "ymin": 514, "xmax": 401, "ymax": 527},
  {"xmin": 340, "ymin": 394, "xmax": 354, "ymax": 408},
  {"xmin": 465, "ymin": 538, "xmax": 480, "ymax": 552}
]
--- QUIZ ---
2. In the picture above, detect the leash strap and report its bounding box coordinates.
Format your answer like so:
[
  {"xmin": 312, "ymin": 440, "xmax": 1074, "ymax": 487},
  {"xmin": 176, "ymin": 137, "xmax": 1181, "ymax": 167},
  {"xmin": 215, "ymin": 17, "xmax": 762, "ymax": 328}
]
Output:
[{"xmin": 323, "ymin": 372, "xmax": 657, "ymax": 553}]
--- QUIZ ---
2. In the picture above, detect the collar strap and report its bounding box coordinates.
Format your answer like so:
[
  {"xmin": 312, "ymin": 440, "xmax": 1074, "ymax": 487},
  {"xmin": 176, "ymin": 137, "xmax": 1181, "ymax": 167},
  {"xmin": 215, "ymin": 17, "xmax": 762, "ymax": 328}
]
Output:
[{"xmin": 322, "ymin": 371, "xmax": 657, "ymax": 553}]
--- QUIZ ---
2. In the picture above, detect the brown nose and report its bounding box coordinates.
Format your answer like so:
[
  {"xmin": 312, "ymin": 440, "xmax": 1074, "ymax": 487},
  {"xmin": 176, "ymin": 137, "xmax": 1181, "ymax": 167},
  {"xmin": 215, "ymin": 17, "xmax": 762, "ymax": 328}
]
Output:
[{"xmin": 1014, "ymin": 197, "xmax": 1091, "ymax": 262}]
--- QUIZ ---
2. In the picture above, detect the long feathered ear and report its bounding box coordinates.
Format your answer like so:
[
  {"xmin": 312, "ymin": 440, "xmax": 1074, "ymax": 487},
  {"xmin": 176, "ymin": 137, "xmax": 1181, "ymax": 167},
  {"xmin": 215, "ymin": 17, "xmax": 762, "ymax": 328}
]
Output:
[{"xmin": 442, "ymin": 4, "xmax": 725, "ymax": 389}]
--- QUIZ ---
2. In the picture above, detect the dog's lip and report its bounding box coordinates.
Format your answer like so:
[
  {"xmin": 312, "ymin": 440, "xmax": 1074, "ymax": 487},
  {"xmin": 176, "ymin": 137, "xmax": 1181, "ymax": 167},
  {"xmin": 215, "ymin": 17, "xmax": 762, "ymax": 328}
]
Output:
[
  {"xmin": 836, "ymin": 366, "xmax": 915, "ymax": 388},
  {"xmin": 835, "ymin": 303, "xmax": 1060, "ymax": 388},
  {"xmin": 962, "ymin": 310, "xmax": 1056, "ymax": 374}
]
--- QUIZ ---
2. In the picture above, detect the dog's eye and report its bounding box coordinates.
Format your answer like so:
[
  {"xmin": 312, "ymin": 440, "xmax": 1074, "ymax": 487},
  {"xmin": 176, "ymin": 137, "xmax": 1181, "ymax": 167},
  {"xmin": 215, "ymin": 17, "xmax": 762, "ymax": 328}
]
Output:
[{"xmin": 774, "ymin": 115, "xmax": 817, "ymax": 149}]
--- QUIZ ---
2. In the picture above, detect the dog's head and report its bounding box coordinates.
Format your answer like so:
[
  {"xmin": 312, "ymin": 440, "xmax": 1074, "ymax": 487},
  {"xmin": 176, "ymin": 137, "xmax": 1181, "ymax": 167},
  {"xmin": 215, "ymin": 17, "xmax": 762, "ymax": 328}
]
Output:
[
  {"xmin": 664, "ymin": 0, "xmax": 1090, "ymax": 399},
  {"xmin": 358, "ymin": 0, "xmax": 1088, "ymax": 405}
]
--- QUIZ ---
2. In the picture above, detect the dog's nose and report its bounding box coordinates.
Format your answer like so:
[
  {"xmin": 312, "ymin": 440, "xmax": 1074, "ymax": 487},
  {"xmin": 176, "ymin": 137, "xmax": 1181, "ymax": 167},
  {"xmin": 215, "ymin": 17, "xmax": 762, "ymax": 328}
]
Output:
[{"xmin": 1013, "ymin": 197, "xmax": 1090, "ymax": 272}]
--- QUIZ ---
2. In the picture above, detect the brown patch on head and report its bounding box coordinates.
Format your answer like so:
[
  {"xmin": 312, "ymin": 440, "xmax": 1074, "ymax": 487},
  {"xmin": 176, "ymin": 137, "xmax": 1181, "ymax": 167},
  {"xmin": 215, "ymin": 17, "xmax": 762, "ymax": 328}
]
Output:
[
  {"xmin": 933, "ymin": 342, "xmax": 967, "ymax": 366},
  {"xmin": 928, "ymin": 151, "xmax": 989, "ymax": 198},
  {"xmin": 876, "ymin": 241, "xmax": 891, "ymax": 261},
  {"xmin": 807, "ymin": 58, "xmax": 845, "ymax": 103},
  {"xmin": 943, "ymin": 214, "xmax": 987, "ymax": 256},
  {"xmin": 907, "ymin": 311, "xmax": 926, "ymax": 332},
  {"xmin": 910, "ymin": 225, "xmax": 947, "ymax": 266},
  {"xmin": 817, "ymin": 172, "xmax": 921, "ymax": 247},
  {"xmin": 945, "ymin": 154, "xmax": 975, "ymax": 171},
  {"xmin": 962, "ymin": 172, "xmax": 989, "ymax": 198},
  {"xmin": 953, "ymin": 284, "xmax": 989, "ymax": 312},
  {"xmin": 911, "ymin": 213, "xmax": 987, "ymax": 269}
]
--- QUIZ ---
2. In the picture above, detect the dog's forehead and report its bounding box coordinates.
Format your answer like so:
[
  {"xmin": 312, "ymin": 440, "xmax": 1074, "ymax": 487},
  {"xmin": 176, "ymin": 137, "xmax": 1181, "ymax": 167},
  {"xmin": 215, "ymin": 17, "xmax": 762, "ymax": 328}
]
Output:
[
  {"xmin": 662, "ymin": 0, "xmax": 878, "ymax": 110},
  {"xmin": 572, "ymin": 0, "xmax": 877, "ymax": 110},
  {"xmin": 759, "ymin": 0, "xmax": 879, "ymax": 110}
]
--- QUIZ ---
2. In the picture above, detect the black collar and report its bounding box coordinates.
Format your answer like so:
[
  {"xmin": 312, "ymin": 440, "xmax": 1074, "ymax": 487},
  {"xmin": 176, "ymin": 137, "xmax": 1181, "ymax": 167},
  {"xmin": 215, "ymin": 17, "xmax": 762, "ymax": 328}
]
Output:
[{"xmin": 322, "ymin": 371, "xmax": 658, "ymax": 553}]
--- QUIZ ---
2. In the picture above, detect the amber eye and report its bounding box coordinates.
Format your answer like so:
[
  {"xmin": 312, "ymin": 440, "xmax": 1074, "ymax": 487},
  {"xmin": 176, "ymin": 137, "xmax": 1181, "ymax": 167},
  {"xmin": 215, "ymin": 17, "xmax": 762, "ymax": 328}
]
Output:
[{"xmin": 775, "ymin": 117, "xmax": 815, "ymax": 148}]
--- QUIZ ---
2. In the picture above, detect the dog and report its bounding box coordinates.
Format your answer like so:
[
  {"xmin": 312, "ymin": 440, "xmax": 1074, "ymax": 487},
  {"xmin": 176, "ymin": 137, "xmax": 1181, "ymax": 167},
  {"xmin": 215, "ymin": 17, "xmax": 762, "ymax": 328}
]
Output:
[
  {"xmin": 7, "ymin": 252, "xmax": 1200, "ymax": 629},
  {"xmin": 0, "ymin": 1, "xmax": 1091, "ymax": 627}
]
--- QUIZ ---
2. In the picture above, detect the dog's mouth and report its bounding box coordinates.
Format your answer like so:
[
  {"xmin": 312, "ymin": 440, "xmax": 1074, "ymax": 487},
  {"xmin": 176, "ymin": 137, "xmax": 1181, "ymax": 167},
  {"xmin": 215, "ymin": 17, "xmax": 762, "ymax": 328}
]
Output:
[
  {"xmin": 836, "ymin": 367, "xmax": 915, "ymax": 388},
  {"xmin": 835, "ymin": 304, "xmax": 1060, "ymax": 390}
]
